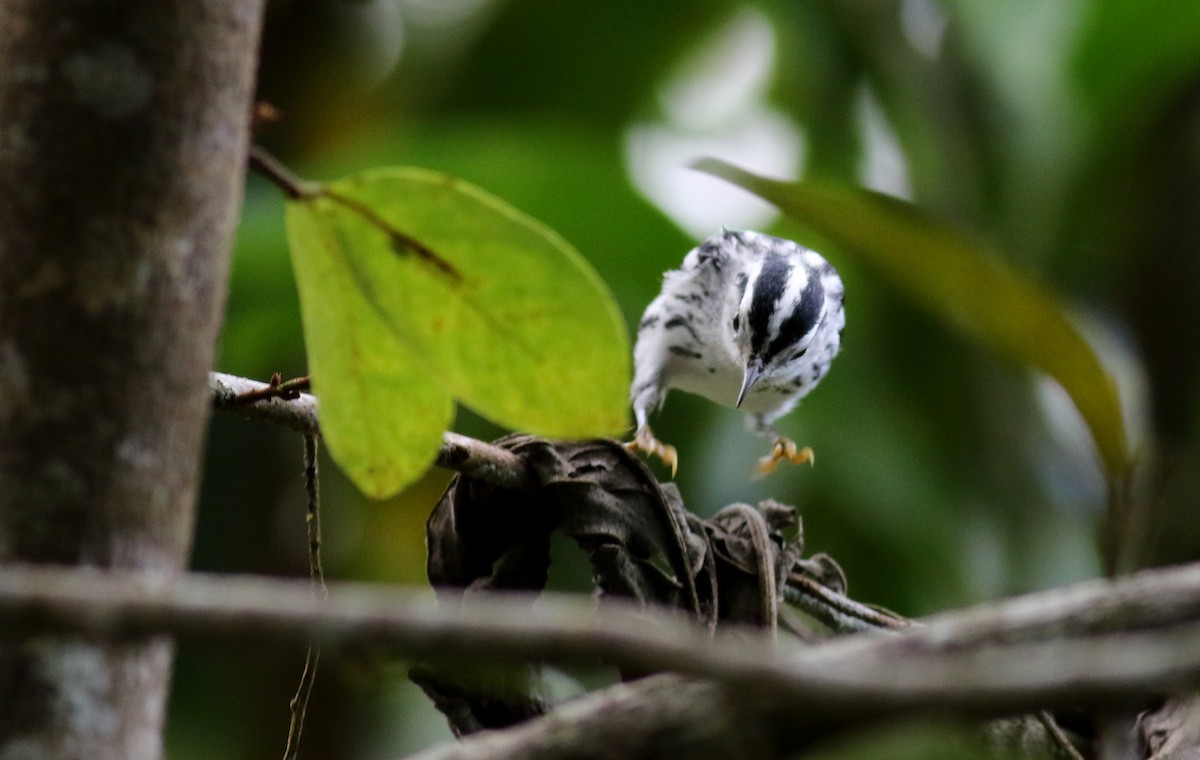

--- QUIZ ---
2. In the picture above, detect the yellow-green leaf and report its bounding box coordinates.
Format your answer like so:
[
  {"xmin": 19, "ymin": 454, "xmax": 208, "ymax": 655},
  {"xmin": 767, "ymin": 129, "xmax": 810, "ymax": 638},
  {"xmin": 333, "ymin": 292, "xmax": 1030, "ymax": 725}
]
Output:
[
  {"xmin": 284, "ymin": 166, "xmax": 630, "ymax": 498},
  {"xmin": 304, "ymin": 168, "xmax": 629, "ymax": 437},
  {"xmin": 696, "ymin": 158, "xmax": 1131, "ymax": 481},
  {"xmin": 287, "ymin": 201, "xmax": 453, "ymax": 499}
]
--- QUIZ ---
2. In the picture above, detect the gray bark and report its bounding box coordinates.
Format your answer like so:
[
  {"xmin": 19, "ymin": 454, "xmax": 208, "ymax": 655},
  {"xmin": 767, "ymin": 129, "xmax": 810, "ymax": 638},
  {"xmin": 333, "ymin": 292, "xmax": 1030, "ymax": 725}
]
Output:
[{"xmin": 0, "ymin": 2, "xmax": 264, "ymax": 758}]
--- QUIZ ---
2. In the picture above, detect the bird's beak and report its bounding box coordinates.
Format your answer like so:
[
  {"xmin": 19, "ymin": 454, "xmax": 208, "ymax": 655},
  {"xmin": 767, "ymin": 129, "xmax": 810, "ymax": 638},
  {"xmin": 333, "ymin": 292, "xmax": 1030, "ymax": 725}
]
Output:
[{"xmin": 736, "ymin": 358, "xmax": 764, "ymax": 408}]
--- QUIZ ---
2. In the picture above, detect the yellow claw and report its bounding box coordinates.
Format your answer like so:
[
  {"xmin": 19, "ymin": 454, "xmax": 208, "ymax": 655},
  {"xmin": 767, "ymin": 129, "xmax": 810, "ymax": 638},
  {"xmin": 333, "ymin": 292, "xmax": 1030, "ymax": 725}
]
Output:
[
  {"xmin": 626, "ymin": 425, "xmax": 679, "ymax": 478},
  {"xmin": 754, "ymin": 438, "xmax": 814, "ymax": 477}
]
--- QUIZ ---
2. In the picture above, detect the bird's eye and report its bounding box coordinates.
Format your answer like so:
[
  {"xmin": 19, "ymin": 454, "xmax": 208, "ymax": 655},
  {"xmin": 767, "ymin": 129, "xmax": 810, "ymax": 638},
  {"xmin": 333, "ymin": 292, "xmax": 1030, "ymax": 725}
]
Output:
[{"xmin": 731, "ymin": 314, "xmax": 740, "ymax": 332}]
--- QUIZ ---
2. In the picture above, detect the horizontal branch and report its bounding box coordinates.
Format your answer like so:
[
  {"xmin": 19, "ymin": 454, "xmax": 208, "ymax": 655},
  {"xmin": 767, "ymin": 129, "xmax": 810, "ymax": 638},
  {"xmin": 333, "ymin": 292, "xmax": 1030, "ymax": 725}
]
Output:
[
  {"xmin": 404, "ymin": 676, "xmax": 1066, "ymax": 760},
  {"xmin": 3, "ymin": 562, "xmax": 1200, "ymax": 725},
  {"xmin": 406, "ymin": 674, "xmax": 757, "ymax": 760},
  {"xmin": 210, "ymin": 371, "xmax": 318, "ymax": 431},
  {"xmin": 208, "ymin": 372, "xmax": 529, "ymax": 489},
  {"xmin": 208, "ymin": 372, "xmax": 896, "ymax": 636}
]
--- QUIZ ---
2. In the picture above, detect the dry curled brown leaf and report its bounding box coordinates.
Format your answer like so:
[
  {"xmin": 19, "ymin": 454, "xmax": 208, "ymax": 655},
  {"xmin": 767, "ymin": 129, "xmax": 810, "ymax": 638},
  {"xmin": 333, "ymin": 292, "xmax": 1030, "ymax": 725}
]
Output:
[{"xmin": 420, "ymin": 435, "xmax": 827, "ymax": 736}]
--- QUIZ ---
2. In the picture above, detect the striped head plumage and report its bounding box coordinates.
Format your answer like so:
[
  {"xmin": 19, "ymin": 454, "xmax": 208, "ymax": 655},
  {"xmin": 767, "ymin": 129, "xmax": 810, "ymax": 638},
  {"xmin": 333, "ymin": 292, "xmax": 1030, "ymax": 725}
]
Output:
[{"xmin": 628, "ymin": 229, "xmax": 845, "ymax": 475}]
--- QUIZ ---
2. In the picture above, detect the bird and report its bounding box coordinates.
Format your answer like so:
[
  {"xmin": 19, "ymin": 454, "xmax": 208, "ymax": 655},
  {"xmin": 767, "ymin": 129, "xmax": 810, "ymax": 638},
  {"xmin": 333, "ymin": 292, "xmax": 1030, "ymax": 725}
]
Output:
[{"xmin": 628, "ymin": 228, "xmax": 845, "ymax": 476}]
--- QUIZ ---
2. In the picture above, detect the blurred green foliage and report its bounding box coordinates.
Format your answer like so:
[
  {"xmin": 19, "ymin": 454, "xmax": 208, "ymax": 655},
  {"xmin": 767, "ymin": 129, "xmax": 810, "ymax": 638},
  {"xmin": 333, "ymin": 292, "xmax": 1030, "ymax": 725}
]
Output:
[
  {"xmin": 180, "ymin": 0, "xmax": 1200, "ymax": 757},
  {"xmin": 697, "ymin": 159, "xmax": 1133, "ymax": 569}
]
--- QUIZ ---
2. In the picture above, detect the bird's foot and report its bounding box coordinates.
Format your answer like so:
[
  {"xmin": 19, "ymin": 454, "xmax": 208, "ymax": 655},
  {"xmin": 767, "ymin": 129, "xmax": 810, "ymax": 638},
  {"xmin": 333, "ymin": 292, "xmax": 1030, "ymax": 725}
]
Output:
[
  {"xmin": 626, "ymin": 425, "xmax": 678, "ymax": 477},
  {"xmin": 754, "ymin": 437, "xmax": 814, "ymax": 477}
]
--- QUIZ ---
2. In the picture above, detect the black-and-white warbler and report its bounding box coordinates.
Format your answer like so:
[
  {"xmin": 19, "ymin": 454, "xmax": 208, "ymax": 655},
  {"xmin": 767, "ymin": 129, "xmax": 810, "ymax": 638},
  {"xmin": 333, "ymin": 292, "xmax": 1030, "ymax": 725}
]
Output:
[{"xmin": 629, "ymin": 229, "xmax": 845, "ymax": 475}]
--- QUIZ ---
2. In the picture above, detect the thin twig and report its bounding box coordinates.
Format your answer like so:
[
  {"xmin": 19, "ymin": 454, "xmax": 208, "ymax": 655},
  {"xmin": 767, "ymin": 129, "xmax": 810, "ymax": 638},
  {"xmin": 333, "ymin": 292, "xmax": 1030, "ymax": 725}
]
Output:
[
  {"xmin": 231, "ymin": 373, "xmax": 311, "ymax": 405},
  {"xmin": 784, "ymin": 573, "xmax": 912, "ymax": 634},
  {"xmin": 210, "ymin": 372, "xmax": 318, "ymax": 433},
  {"xmin": 1036, "ymin": 710, "xmax": 1087, "ymax": 760},
  {"xmin": 284, "ymin": 650, "xmax": 320, "ymax": 760},
  {"xmin": 283, "ymin": 434, "xmax": 326, "ymax": 760},
  {"xmin": 248, "ymin": 144, "xmax": 320, "ymax": 200},
  {"xmin": 208, "ymin": 372, "xmax": 530, "ymax": 489},
  {"xmin": 246, "ymin": 145, "xmax": 458, "ymax": 279},
  {"xmin": 303, "ymin": 434, "xmax": 327, "ymax": 595}
]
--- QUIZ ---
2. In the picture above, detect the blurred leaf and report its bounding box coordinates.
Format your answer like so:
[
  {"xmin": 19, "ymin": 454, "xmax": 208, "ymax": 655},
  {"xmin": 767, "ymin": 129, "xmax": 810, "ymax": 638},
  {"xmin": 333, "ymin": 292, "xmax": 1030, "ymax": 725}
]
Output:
[
  {"xmin": 287, "ymin": 201, "xmax": 452, "ymax": 499},
  {"xmin": 285, "ymin": 168, "xmax": 629, "ymax": 497},
  {"xmin": 695, "ymin": 159, "xmax": 1131, "ymax": 483}
]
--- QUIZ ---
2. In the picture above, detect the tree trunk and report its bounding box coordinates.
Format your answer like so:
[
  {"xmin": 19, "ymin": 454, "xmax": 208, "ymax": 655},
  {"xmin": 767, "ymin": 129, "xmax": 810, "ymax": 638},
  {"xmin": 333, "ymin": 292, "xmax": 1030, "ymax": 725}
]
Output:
[{"xmin": 0, "ymin": 2, "xmax": 264, "ymax": 758}]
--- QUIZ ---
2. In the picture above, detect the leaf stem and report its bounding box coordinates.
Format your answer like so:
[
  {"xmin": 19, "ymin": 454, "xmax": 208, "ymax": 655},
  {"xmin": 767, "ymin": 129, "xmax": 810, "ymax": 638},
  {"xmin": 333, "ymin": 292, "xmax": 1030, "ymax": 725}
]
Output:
[
  {"xmin": 248, "ymin": 144, "xmax": 321, "ymax": 200},
  {"xmin": 246, "ymin": 146, "xmax": 460, "ymax": 280}
]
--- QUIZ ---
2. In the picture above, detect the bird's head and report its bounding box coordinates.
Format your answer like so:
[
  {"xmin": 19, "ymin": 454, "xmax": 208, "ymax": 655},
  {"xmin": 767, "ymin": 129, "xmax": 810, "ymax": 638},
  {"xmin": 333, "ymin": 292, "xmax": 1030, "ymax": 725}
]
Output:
[{"xmin": 726, "ymin": 245, "xmax": 826, "ymax": 407}]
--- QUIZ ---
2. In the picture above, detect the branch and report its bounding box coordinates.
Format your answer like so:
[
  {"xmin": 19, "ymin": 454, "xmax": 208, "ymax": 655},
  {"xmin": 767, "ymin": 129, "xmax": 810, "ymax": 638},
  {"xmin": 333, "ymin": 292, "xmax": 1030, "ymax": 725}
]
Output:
[
  {"xmin": 204, "ymin": 370, "xmax": 1198, "ymax": 753},
  {"xmin": 784, "ymin": 574, "xmax": 911, "ymax": 633},
  {"xmin": 210, "ymin": 372, "xmax": 318, "ymax": 432},
  {"xmin": 404, "ymin": 675, "xmax": 763, "ymax": 760},
  {"xmin": 3, "ymin": 562, "xmax": 1200, "ymax": 724},
  {"xmin": 282, "ymin": 433, "xmax": 325, "ymax": 760},
  {"xmin": 209, "ymin": 372, "xmax": 529, "ymax": 489},
  {"xmin": 209, "ymin": 372, "xmax": 906, "ymax": 634},
  {"xmin": 247, "ymin": 147, "xmax": 459, "ymax": 278},
  {"xmin": 405, "ymin": 678, "xmax": 1075, "ymax": 760},
  {"xmin": 248, "ymin": 144, "xmax": 320, "ymax": 200},
  {"xmin": 208, "ymin": 368, "xmax": 1200, "ymax": 649}
]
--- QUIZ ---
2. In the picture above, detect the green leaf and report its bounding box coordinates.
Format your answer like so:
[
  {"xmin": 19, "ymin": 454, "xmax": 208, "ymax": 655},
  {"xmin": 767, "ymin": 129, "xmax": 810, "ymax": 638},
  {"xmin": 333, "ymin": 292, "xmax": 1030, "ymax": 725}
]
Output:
[
  {"xmin": 284, "ymin": 167, "xmax": 630, "ymax": 498},
  {"xmin": 310, "ymin": 168, "xmax": 629, "ymax": 436},
  {"xmin": 309, "ymin": 169, "xmax": 628, "ymax": 434},
  {"xmin": 287, "ymin": 201, "xmax": 453, "ymax": 498},
  {"xmin": 695, "ymin": 158, "xmax": 1131, "ymax": 482}
]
